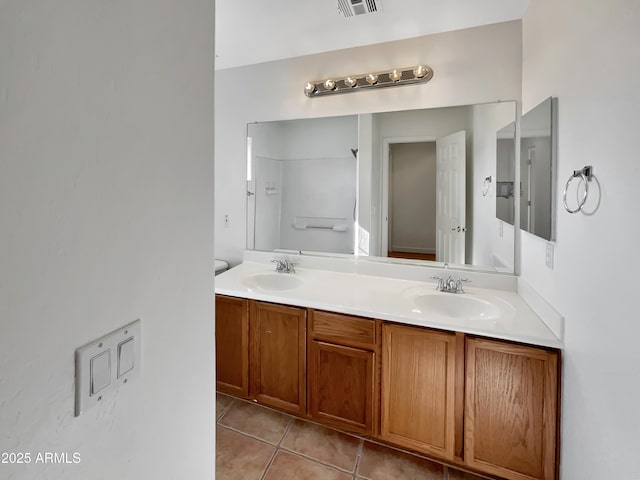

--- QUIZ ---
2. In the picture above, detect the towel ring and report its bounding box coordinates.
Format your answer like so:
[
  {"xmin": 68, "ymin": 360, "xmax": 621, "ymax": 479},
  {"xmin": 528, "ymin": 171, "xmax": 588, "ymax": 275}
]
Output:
[
  {"xmin": 563, "ymin": 166, "xmax": 592, "ymax": 214},
  {"xmin": 481, "ymin": 176, "xmax": 492, "ymax": 197}
]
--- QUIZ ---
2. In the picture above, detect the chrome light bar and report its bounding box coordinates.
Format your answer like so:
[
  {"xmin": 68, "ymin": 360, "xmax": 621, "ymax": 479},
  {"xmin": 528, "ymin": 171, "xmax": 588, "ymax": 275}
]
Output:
[{"xmin": 304, "ymin": 65, "xmax": 433, "ymax": 98}]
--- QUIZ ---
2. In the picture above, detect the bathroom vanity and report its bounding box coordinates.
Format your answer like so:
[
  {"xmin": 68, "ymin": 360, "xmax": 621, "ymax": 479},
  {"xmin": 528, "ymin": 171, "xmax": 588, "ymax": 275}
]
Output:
[{"xmin": 215, "ymin": 256, "xmax": 562, "ymax": 480}]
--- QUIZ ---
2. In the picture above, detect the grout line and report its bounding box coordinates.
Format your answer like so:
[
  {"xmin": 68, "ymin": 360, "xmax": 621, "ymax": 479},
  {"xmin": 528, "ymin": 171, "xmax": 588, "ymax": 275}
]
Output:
[
  {"xmin": 277, "ymin": 444, "xmax": 359, "ymax": 475},
  {"xmin": 353, "ymin": 440, "xmax": 364, "ymax": 479},
  {"xmin": 216, "ymin": 395, "xmax": 235, "ymax": 423},
  {"xmin": 216, "ymin": 423, "xmax": 278, "ymax": 448},
  {"xmin": 258, "ymin": 446, "xmax": 278, "ymax": 480},
  {"xmin": 278, "ymin": 415, "xmax": 295, "ymax": 448},
  {"xmin": 259, "ymin": 414, "xmax": 295, "ymax": 480},
  {"xmin": 277, "ymin": 417, "xmax": 362, "ymax": 475}
]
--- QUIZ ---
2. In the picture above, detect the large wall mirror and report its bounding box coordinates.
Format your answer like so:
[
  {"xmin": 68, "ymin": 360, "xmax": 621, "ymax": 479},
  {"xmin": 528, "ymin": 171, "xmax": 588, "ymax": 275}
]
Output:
[
  {"xmin": 247, "ymin": 101, "xmax": 517, "ymax": 274},
  {"xmin": 520, "ymin": 97, "xmax": 556, "ymax": 241}
]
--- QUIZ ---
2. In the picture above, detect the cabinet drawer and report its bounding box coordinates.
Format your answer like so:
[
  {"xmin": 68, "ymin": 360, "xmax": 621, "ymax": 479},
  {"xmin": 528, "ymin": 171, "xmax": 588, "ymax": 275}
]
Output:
[{"xmin": 310, "ymin": 310, "xmax": 376, "ymax": 348}]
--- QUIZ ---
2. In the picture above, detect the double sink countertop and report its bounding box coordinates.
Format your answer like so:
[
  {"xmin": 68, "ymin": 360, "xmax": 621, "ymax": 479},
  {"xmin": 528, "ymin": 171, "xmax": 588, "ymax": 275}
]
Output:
[{"xmin": 215, "ymin": 257, "xmax": 563, "ymax": 349}]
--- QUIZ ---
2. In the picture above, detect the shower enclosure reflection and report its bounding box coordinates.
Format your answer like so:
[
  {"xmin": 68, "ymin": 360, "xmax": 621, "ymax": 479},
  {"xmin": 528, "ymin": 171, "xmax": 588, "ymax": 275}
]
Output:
[{"xmin": 247, "ymin": 115, "xmax": 358, "ymax": 254}]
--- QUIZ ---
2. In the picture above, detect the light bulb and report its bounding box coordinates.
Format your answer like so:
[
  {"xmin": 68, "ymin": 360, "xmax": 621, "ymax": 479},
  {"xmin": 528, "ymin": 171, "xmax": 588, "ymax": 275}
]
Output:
[
  {"xmin": 389, "ymin": 69, "xmax": 402, "ymax": 82},
  {"xmin": 304, "ymin": 82, "xmax": 316, "ymax": 95},
  {"xmin": 366, "ymin": 73, "xmax": 378, "ymax": 85},
  {"xmin": 324, "ymin": 79, "xmax": 336, "ymax": 90},
  {"xmin": 414, "ymin": 65, "xmax": 427, "ymax": 78},
  {"xmin": 344, "ymin": 76, "xmax": 357, "ymax": 87}
]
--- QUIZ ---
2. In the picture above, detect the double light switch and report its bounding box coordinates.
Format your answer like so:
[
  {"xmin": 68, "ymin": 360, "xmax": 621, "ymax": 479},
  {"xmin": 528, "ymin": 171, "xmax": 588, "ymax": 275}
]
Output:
[{"xmin": 75, "ymin": 319, "xmax": 141, "ymax": 416}]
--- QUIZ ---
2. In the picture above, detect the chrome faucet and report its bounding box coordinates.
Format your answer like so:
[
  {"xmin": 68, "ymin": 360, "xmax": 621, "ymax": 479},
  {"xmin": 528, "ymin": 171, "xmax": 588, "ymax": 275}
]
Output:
[
  {"xmin": 431, "ymin": 264, "xmax": 470, "ymax": 293},
  {"xmin": 271, "ymin": 257, "xmax": 298, "ymax": 274}
]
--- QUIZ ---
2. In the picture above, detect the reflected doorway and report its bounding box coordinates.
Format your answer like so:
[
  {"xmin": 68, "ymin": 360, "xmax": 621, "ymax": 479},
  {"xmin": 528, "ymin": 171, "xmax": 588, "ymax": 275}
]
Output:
[{"xmin": 387, "ymin": 141, "xmax": 437, "ymax": 261}]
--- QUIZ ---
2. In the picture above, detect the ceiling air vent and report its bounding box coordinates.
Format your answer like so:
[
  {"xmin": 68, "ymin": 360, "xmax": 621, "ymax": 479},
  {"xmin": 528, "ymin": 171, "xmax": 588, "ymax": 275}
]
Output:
[{"xmin": 338, "ymin": 0, "xmax": 381, "ymax": 17}]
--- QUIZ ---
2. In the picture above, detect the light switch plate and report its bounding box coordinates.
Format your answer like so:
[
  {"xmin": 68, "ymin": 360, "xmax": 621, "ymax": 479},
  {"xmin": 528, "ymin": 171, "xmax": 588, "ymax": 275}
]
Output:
[{"xmin": 75, "ymin": 319, "xmax": 141, "ymax": 417}]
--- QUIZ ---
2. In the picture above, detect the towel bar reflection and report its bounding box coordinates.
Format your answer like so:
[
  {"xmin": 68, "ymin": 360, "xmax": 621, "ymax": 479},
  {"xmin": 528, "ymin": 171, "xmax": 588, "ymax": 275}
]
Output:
[
  {"xmin": 563, "ymin": 166, "xmax": 593, "ymax": 213},
  {"xmin": 293, "ymin": 224, "xmax": 348, "ymax": 232}
]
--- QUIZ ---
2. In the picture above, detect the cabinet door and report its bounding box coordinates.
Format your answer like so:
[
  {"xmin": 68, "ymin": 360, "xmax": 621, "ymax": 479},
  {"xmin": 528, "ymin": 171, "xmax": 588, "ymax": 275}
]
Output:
[
  {"xmin": 380, "ymin": 324, "xmax": 457, "ymax": 460},
  {"xmin": 308, "ymin": 340, "xmax": 375, "ymax": 435},
  {"xmin": 215, "ymin": 295, "xmax": 249, "ymax": 397},
  {"xmin": 465, "ymin": 338, "xmax": 558, "ymax": 480},
  {"xmin": 250, "ymin": 301, "xmax": 307, "ymax": 415}
]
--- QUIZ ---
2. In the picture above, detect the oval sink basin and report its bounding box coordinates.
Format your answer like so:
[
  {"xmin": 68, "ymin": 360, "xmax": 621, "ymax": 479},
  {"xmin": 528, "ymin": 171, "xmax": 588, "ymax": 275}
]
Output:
[
  {"xmin": 243, "ymin": 273, "xmax": 303, "ymax": 292},
  {"xmin": 413, "ymin": 294, "xmax": 503, "ymax": 320},
  {"xmin": 402, "ymin": 286, "xmax": 515, "ymax": 321}
]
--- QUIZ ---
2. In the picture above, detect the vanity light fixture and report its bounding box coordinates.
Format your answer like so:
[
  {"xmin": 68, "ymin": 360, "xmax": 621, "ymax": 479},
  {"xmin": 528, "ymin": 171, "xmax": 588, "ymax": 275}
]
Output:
[{"xmin": 303, "ymin": 64, "xmax": 433, "ymax": 98}]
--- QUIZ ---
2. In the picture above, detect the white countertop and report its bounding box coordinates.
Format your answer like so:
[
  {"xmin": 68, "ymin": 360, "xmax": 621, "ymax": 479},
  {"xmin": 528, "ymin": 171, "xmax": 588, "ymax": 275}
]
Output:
[{"xmin": 215, "ymin": 261, "xmax": 563, "ymax": 349}]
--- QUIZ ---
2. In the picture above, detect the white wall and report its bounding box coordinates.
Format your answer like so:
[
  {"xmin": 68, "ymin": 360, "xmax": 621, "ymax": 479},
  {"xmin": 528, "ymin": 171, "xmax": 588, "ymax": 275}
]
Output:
[
  {"xmin": 215, "ymin": 20, "xmax": 523, "ymax": 265},
  {"xmin": 0, "ymin": 2, "xmax": 215, "ymax": 480},
  {"xmin": 254, "ymin": 157, "xmax": 283, "ymax": 251},
  {"xmin": 471, "ymin": 102, "xmax": 516, "ymax": 269},
  {"xmin": 280, "ymin": 157, "xmax": 356, "ymax": 254},
  {"xmin": 522, "ymin": 1, "xmax": 640, "ymax": 478}
]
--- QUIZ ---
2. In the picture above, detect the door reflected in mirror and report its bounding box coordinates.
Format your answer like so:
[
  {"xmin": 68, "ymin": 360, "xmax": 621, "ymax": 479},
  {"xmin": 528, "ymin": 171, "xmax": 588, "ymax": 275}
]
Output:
[{"xmin": 247, "ymin": 101, "xmax": 517, "ymax": 274}]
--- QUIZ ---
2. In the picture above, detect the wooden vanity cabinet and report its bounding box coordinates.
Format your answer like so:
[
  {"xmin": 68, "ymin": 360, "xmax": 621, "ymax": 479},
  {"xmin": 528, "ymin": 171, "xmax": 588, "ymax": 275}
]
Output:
[
  {"xmin": 380, "ymin": 323, "xmax": 461, "ymax": 461},
  {"xmin": 215, "ymin": 295, "xmax": 249, "ymax": 397},
  {"xmin": 464, "ymin": 338, "xmax": 559, "ymax": 480},
  {"xmin": 249, "ymin": 301, "xmax": 307, "ymax": 416},
  {"xmin": 307, "ymin": 310, "xmax": 379, "ymax": 436},
  {"xmin": 215, "ymin": 294, "xmax": 561, "ymax": 480}
]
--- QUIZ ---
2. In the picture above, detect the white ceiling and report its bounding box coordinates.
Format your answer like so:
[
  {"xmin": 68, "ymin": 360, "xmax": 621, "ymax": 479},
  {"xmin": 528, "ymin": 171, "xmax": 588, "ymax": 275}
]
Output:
[{"xmin": 215, "ymin": 0, "xmax": 530, "ymax": 70}]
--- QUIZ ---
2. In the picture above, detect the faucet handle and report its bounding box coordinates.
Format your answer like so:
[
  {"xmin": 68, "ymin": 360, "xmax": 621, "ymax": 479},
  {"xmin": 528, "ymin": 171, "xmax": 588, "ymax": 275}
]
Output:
[
  {"xmin": 430, "ymin": 275, "xmax": 444, "ymax": 291},
  {"xmin": 271, "ymin": 259, "xmax": 285, "ymax": 271},
  {"xmin": 455, "ymin": 278, "xmax": 470, "ymax": 293}
]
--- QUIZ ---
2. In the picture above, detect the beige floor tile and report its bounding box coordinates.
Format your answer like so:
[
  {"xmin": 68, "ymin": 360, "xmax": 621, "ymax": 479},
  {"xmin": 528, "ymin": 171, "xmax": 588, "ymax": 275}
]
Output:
[
  {"xmin": 281, "ymin": 419, "xmax": 361, "ymax": 472},
  {"xmin": 216, "ymin": 426, "xmax": 275, "ymax": 480},
  {"xmin": 263, "ymin": 450, "xmax": 353, "ymax": 480},
  {"xmin": 216, "ymin": 393, "xmax": 234, "ymax": 420},
  {"xmin": 357, "ymin": 441, "xmax": 444, "ymax": 480},
  {"xmin": 218, "ymin": 400, "xmax": 292, "ymax": 444}
]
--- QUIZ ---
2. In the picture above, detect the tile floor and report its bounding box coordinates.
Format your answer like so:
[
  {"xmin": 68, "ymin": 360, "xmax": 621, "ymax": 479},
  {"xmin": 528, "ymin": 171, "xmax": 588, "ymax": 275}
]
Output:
[{"xmin": 216, "ymin": 393, "xmax": 494, "ymax": 480}]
